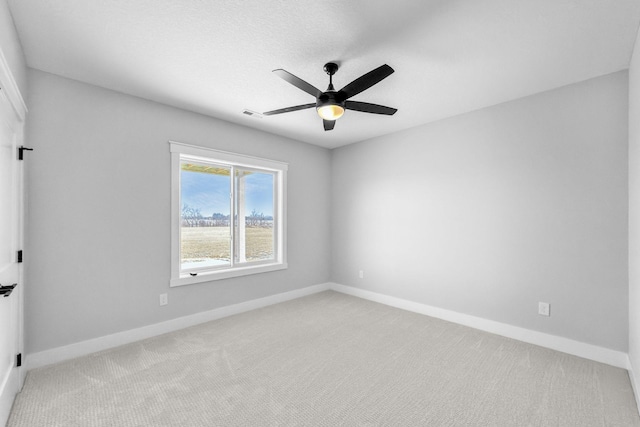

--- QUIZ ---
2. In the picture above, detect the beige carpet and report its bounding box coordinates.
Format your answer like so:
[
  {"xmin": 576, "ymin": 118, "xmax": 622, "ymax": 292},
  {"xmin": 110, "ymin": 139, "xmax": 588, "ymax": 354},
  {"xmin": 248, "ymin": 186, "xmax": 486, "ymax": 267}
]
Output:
[{"xmin": 8, "ymin": 291, "xmax": 640, "ymax": 426}]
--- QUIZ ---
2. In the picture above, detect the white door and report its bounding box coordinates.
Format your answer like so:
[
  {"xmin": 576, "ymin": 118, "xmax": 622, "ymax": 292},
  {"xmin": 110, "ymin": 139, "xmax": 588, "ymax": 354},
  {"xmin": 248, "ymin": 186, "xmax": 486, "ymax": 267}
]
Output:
[{"xmin": 0, "ymin": 85, "xmax": 23, "ymax": 426}]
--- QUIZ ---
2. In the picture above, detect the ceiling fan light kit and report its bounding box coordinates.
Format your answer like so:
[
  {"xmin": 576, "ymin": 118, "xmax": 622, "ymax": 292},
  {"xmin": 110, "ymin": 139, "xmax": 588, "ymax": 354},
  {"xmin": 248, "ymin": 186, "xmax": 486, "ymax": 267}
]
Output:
[
  {"xmin": 317, "ymin": 104, "xmax": 344, "ymax": 121},
  {"xmin": 263, "ymin": 62, "xmax": 397, "ymax": 131}
]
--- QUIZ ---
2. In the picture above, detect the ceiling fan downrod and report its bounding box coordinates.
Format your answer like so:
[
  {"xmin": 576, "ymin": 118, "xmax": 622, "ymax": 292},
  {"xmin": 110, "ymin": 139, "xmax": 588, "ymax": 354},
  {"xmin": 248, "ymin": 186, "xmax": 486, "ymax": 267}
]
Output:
[{"xmin": 323, "ymin": 62, "xmax": 339, "ymax": 91}]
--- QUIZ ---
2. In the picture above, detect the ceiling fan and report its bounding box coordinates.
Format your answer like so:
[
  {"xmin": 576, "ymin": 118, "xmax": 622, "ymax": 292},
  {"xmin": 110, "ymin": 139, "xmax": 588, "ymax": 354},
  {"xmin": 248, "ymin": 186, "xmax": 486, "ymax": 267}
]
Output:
[{"xmin": 263, "ymin": 62, "xmax": 397, "ymax": 131}]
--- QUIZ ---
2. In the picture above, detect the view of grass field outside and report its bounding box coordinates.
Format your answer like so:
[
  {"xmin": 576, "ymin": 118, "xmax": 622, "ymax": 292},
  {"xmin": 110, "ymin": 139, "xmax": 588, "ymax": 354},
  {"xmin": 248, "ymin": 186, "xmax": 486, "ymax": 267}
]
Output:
[{"xmin": 180, "ymin": 162, "xmax": 274, "ymax": 271}]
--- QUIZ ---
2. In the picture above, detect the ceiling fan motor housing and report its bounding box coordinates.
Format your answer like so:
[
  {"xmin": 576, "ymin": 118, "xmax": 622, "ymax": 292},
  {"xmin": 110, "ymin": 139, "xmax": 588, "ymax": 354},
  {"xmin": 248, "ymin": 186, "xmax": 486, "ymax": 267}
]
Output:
[{"xmin": 316, "ymin": 90, "xmax": 345, "ymax": 110}]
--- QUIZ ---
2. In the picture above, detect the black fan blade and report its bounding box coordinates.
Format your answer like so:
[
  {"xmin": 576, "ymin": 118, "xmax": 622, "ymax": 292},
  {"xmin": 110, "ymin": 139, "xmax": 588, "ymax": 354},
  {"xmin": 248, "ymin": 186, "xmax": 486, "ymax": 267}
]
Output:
[
  {"xmin": 263, "ymin": 103, "xmax": 316, "ymax": 116},
  {"xmin": 273, "ymin": 69, "xmax": 322, "ymax": 98},
  {"xmin": 345, "ymin": 101, "xmax": 397, "ymax": 115},
  {"xmin": 323, "ymin": 120, "xmax": 335, "ymax": 131},
  {"xmin": 338, "ymin": 64, "xmax": 394, "ymax": 100}
]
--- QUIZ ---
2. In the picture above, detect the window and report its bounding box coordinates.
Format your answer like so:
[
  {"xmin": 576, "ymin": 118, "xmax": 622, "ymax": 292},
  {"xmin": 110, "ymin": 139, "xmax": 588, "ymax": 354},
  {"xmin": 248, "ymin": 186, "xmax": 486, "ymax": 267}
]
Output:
[{"xmin": 170, "ymin": 142, "xmax": 287, "ymax": 286}]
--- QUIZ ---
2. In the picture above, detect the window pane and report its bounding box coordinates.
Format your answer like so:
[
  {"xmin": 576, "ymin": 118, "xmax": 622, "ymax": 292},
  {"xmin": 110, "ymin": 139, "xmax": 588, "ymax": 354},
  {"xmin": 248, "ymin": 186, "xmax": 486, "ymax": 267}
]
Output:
[
  {"xmin": 235, "ymin": 169, "xmax": 275, "ymax": 263},
  {"xmin": 180, "ymin": 162, "xmax": 231, "ymax": 270}
]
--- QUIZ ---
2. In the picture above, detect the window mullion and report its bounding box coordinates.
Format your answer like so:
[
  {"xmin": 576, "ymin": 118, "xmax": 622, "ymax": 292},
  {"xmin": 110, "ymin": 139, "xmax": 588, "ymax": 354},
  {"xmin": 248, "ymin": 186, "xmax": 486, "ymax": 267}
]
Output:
[
  {"xmin": 230, "ymin": 165, "xmax": 235, "ymax": 268},
  {"xmin": 236, "ymin": 169, "xmax": 247, "ymax": 264}
]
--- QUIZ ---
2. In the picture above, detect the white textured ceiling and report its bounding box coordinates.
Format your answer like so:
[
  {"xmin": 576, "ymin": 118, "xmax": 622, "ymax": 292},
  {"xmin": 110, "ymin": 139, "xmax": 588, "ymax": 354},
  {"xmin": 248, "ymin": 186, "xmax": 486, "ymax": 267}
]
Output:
[{"xmin": 7, "ymin": 0, "xmax": 640, "ymax": 149}]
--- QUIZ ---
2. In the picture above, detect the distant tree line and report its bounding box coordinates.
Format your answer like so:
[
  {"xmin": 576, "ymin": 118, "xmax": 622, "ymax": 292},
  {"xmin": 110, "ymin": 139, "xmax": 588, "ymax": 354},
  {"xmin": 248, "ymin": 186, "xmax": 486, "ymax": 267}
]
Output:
[{"xmin": 181, "ymin": 204, "xmax": 273, "ymax": 228}]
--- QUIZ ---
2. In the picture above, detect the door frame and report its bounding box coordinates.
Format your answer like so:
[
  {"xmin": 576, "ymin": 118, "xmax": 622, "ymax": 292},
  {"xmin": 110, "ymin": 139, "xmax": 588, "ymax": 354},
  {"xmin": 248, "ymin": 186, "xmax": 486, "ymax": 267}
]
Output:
[{"xmin": 0, "ymin": 45, "xmax": 28, "ymax": 418}]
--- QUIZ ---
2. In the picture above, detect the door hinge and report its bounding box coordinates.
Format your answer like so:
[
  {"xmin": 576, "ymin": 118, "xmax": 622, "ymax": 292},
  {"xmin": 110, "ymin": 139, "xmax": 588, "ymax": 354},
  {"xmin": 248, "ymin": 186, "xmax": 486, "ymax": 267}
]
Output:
[
  {"xmin": 17, "ymin": 250, "xmax": 22, "ymax": 263},
  {"xmin": 18, "ymin": 146, "xmax": 34, "ymax": 160},
  {"xmin": 16, "ymin": 353, "xmax": 22, "ymax": 367}
]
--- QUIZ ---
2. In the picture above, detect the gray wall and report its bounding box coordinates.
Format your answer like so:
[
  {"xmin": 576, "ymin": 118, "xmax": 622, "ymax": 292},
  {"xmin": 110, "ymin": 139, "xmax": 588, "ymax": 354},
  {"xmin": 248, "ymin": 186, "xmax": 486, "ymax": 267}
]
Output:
[
  {"xmin": 21, "ymin": 63, "xmax": 633, "ymax": 356},
  {"xmin": 629, "ymin": 27, "xmax": 640, "ymax": 392},
  {"xmin": 0, "ymin": 0, "xmax": 26, "ymax": 95},
  {"xmin": 331, "ymin": 71, "xmax": 629, "ymax": 351},
  {"xmin": 25, "ymin": 69, "xmax": 332, "ymax": 354}
]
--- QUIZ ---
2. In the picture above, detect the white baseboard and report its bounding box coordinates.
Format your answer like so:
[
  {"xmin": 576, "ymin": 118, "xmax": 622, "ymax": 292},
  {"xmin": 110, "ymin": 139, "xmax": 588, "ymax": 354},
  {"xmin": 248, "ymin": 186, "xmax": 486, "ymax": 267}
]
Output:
[
  {"xmin": 26, "ymin": 281, "xmax": 631, "ymax": 373},
  {"xmin": 328, "ymin": 283, "xmax": 630, "ymax": 370},
  {"xmin": 27, "ymin": 283, "xmax": 330, "ymax": 370}
]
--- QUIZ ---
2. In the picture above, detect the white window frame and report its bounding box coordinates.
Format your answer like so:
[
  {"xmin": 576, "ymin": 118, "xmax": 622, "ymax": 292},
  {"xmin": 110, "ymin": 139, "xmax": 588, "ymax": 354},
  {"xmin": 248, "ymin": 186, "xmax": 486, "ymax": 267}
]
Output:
[{"xmin": 170, "ymin": 141, "xmax": 287, "ymax": 287}]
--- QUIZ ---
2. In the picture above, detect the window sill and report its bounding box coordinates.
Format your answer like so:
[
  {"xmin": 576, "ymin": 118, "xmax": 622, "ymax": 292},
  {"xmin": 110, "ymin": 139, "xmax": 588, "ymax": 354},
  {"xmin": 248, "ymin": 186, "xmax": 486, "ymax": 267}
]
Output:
[{"xmin": 170, "ymin": 262, "xmax": 288, "ymax": 287}]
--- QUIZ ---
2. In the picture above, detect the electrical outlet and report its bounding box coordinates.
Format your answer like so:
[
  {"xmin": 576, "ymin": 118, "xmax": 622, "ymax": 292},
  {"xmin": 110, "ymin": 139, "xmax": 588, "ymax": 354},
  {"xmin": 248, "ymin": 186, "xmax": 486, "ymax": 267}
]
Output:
[
  {"xmin": 159, "ymin": 293, "xmax": 168, "ymax": 306},
  {"xmin": 538, "ymin": 302, "xmax": 550, "ymax": 316},
  {"xmin": 359, "ymin": 270, "xmax": 364, "ymax": 279}
]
